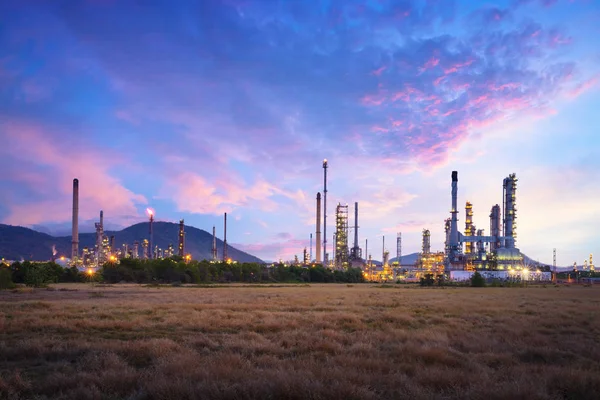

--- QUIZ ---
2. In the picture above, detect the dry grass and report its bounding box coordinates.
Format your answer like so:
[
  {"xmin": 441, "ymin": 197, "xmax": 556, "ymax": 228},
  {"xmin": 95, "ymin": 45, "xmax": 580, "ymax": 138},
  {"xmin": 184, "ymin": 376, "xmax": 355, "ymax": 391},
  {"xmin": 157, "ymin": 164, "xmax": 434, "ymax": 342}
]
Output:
[{"xmin": 1, "ymin": 283, "xmax": 600, "ymax": 400}]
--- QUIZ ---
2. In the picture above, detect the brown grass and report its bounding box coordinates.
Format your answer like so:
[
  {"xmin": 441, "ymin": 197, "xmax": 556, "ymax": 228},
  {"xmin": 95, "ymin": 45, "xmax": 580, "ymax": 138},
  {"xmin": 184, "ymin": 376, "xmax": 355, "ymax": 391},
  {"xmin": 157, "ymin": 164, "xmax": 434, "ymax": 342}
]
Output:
[{"xmin": 1, "ymin": 283, "xmax": 600, "ymax": 399}]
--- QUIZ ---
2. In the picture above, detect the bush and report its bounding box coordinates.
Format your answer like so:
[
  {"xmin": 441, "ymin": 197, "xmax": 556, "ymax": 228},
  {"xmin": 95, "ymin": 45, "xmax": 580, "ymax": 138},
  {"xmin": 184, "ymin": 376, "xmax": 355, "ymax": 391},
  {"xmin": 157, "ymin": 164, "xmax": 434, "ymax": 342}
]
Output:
[
  {"xmin": 0, "ymin": 268, "xmax": 15, "ymax": 289},
  {"xmin": 471, "ymin": 271, "xmax": 486, "ymax": 287},
  {"xmin": 420, "ymin": 273, "xmax": 435, "ymax": 286}
]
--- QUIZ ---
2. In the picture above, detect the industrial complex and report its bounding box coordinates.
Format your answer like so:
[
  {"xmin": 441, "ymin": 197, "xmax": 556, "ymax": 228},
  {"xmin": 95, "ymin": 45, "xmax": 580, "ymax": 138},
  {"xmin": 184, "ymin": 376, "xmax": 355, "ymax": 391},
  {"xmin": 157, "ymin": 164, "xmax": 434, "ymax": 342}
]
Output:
[{"xmin": 11, "ymin": 164, "xmax": 592, "ymax": 283}]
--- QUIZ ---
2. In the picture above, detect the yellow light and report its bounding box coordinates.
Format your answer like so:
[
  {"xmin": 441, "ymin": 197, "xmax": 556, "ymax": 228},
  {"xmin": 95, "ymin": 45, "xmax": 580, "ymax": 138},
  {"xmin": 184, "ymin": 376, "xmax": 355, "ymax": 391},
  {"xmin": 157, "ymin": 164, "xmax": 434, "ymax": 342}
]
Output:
[
  {"xmin": 60, "ymin": 256, "xmax": 65, "ymax": 261},
  {"xmin": 87, "ymin": 268, "xmax": 94, "ymax": 276}
]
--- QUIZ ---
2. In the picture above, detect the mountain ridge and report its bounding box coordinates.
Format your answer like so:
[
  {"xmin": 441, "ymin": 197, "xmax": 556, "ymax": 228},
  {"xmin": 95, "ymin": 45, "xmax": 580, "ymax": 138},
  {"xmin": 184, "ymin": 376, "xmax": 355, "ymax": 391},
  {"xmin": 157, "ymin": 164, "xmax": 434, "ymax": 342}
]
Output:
[{"xmin": 0, "ymin": 222, "xmax": 263, "ymax": 263}]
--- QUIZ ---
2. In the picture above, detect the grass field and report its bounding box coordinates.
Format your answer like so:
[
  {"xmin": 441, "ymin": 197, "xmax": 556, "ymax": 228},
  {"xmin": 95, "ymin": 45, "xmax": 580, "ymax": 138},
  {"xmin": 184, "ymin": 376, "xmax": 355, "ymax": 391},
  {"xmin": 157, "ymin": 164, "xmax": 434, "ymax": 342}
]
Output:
[{"xmin": 1, "ymin": 283, "xmax": 600, "ymax": 400}]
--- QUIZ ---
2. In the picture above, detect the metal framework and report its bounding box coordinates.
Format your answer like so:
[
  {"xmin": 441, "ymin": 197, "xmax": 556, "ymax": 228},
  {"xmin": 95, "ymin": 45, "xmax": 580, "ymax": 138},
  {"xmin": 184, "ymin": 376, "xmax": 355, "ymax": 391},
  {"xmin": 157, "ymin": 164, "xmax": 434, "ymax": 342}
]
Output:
[
  {"xmin": 422, "ymin": 229, "xmax": 431, "ymax": 254},
  {"xmin": 465, "ymin": 202, "xmax": 474, "ymax": 254},
  {"xmin": 396, "ymin": 232, "xmax": 402, "ymax": 266},
  {"xmin": 335, "ymin": 203, "xmax": 349, "ymax": 269}
]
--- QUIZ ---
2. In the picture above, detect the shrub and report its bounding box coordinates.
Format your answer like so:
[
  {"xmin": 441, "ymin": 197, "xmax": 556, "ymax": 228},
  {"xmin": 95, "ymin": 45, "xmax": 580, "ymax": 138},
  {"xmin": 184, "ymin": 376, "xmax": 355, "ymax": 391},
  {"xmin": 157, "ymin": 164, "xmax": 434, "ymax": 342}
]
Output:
[
  {"xmin": 0, "ymin": 267, "xmax": 15, "ymax": 289},
  {"xmin": 420, "ymin": 274, "xmax": 435, "ymax": 286},
  {"xmin": 471, "ymin": 271, "xmax": 486, "ymax": 287}
]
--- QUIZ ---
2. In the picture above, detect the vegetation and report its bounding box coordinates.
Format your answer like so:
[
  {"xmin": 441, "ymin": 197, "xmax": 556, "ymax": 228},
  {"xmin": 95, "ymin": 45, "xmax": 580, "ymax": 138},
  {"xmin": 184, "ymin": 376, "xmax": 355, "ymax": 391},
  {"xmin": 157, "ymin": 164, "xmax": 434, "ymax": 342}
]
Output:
[
  {"xmin": 0, "ymin": 268, "xmax": 14, "ymax": 289},
  {"xmin": 101, "ymin": 258, "xmax": 365, "ymax": 284},
  {"xmin": 5, "ymin": 261, "xmax": 86, "ymax": 287},
  {"xmin": 1, "ymin": 259, "xmax": 364, "ymax": 289},
  {"xmin": 1, "ymin": 284, "xmax": 599, "ymax": 399},
  {"xmin": 470, "ymin": 271, "xmax": 486, "ymax": 287}
]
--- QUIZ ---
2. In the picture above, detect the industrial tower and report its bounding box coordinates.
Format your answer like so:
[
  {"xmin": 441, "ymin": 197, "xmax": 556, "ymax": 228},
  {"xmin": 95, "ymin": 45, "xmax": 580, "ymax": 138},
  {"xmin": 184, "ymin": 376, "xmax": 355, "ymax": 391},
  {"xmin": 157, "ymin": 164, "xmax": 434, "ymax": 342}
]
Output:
[
  {"xmin": 335, "ymin": 203, "xmax": 349, "ymax": 269},
  {"xmin": 396, "ymin": 232, "xmax": 402, "ymax": 266},
  {"xmin": 465, "ymin": 202, "xmax": 474, "ymax": 254},
  {"xmin": 71, "ymin": 178, "xmax": 79, "ymax": 264},
  {"xmin": 323, "ymin": 160, "xmax": 328, "ymax": 265},
  {"xmin": 223, "ymin": 213, "xmax": 228, "ymax": 261},
  {"xmin": 178, "ymin": 219, "xmax": 185, "ymax": 257}
]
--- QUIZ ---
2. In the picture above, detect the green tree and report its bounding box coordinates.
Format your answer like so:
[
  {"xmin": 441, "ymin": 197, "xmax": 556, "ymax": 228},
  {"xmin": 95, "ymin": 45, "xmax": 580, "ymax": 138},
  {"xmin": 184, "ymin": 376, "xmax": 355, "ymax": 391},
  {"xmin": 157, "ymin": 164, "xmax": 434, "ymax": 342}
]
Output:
[
  {"xmin": 471, "ymin": 271, "xmax": 486, "ymax": 287},
  {"xmin": 0, "ymin": 268, "xmax": 15, "ymax": 289}
]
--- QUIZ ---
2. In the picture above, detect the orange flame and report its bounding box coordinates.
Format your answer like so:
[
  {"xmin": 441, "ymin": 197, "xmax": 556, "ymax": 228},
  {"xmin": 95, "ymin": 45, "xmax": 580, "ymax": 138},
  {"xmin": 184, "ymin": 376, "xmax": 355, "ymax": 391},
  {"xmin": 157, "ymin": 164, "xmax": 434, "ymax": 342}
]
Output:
[{"xmin": 146, "ymin": 208, "xmax": 154, "ymax": 217}]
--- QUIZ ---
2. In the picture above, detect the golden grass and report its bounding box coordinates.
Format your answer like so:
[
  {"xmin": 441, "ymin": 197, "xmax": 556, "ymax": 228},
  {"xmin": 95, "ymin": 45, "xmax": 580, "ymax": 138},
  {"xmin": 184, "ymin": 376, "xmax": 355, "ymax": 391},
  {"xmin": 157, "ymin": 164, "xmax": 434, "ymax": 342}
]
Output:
[{"xmin": 1, "ymin": 284, "xmax": 600, "ymax": 399}]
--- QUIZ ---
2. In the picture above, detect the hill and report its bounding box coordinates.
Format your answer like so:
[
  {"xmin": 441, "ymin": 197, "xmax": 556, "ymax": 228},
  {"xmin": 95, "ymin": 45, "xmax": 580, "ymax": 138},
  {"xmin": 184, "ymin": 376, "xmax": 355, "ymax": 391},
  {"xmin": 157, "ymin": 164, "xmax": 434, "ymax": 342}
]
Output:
[{"xmin": 0, "ymin": 222, "xmax": 263, "ymax": 263}]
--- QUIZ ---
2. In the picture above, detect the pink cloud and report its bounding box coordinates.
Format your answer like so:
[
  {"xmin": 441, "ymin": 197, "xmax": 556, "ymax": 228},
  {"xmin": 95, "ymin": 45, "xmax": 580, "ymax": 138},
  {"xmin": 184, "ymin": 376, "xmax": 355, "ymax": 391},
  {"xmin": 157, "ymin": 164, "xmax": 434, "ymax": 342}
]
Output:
[
  {"xmin": 164, "ymin": 171, "xmax": 304, "ymax": 216},
  {"xmin": 421, "ymin": 57, "xmax": 440, "ymax": 71},
  {"xmin": 0, "ymin": 120, "xmax": 147, "ymax": 226},
  {"xmin": 361, "ymin": 93, "xmax": 386, "ymax": 106},
  {"xmin": 443, "ymin": 59, "xmax": 474, "ymax": 74},
  {"xmin": 433, "ymin": 75, "xmax": 447, "ymax": 86},
  {"xmin": 568, "ymin": 75, "xmax": 599, "ymax": 98},
  {"xmin": 371, "ymin": 125, "xmax": 389, "ymax": 133},
  {"xmin": 371, "ymin": 66, "xmax": 387, "ymax": 76}
]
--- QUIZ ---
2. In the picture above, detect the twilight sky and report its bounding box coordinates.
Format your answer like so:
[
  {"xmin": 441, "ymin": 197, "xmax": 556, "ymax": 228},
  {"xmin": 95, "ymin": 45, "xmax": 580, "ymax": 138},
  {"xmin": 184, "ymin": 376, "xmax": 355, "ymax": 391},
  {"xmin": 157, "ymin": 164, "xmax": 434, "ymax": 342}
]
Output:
[{"xmin": 1, "ymin": 0, "xmax": 599, "ymax": 265}]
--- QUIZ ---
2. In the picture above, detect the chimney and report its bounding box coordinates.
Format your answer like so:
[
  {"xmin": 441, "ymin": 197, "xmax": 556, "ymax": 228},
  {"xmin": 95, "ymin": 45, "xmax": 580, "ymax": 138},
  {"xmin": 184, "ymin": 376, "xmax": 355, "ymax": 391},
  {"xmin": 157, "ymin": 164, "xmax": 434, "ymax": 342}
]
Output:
[
  {"xmin": 223, "ymin": 212, "xmax": 228, "ymax": 261},
  {"xmin": 316, "ymin": 192, "xmax": 322, "ymax": 263},
  {"xmin": 71, "ymin": 178, "xmax": 79, "ymax": 263}
]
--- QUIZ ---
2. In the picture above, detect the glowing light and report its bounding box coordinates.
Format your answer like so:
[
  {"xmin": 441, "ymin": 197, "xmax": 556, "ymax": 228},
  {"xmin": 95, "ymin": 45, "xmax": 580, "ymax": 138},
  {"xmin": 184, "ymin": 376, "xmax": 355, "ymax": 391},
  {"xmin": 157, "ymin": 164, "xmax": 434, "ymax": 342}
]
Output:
[
  {"xmin": 146, "ymin": 208, "xmax": 154, "ymax": 217},
  {"xmin": 87, "ymin": 268, "xmax": 94, "ymax": 276},
  {"xmin": 60, "ymin": 256, "xmax": 65, "ymax": 261}
]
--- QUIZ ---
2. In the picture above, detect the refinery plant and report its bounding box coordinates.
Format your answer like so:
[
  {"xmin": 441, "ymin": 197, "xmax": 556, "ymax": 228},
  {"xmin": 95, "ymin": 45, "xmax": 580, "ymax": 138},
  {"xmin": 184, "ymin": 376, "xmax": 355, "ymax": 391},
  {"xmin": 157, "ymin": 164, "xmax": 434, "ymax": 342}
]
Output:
[
  {"xmin": 3, "ymin": 167, "xmax": 594, "ymax": 283},
  {"xmin": 299, "ymin": 161, "xmax": 593, "ymax": 282},
  {"xmin": 68, "ymin": 179, "xmax": 231, "ymax": 270}
]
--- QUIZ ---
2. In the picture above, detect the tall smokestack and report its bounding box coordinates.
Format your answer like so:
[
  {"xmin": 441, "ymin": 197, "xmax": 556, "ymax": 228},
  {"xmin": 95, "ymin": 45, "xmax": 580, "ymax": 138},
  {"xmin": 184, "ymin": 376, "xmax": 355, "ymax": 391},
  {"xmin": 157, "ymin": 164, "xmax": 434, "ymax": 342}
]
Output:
[
  {"xmin": 71, "ymin": 178, "xmax": 79, "ymax": 263},
  {"xmin": 323, "ymin": 159, "xmax": 328, "ymax": 264},
  {"xmin": 100, "ymin": 210, "xmax": 104, "ymax": 230},
  {"xmin": 449, "ymin": 171, "xmax": 459, "ymax": 259},
  {"xmin": 316, "ymin": 192, "xmax": 322, "ymax": 263},
  {"xmin": 310, "ymin": 233, "xmax": 313, "ymax": 262},
  {"xmin": 223, "ymin": 212, "xmax": 228, "ymax": 261},
  {"xmin": 382, "ymin": 235, "xmax": 385, "ymax": 263},
  {"xmin": 353, "ymin": 202, "xmax": 359, "ymax": 252},
  {"xmin": 178, "ymin": 219, "xmax": 185, "ymax": 257}
]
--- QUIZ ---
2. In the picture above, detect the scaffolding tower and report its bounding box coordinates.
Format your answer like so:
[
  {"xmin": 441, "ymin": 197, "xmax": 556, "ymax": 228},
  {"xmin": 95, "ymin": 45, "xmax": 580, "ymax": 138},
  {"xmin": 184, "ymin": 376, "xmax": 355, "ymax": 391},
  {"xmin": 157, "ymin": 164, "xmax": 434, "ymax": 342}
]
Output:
[
  {"xmin": 335, "ymin": 203, "xmax": 349, "ymax": 269},
  {"xmin": 465, "ymin": 202, "xmax": 474, "ymax": 254}
]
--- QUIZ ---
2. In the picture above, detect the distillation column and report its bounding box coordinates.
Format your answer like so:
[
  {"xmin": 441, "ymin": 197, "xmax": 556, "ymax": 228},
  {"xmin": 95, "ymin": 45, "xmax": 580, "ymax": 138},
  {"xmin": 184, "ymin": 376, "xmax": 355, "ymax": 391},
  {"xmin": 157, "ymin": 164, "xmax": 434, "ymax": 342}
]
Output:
[
  {"xmin": 489, "ymin": 205, "xmax": 501, "ymax": 252},
  {"xmin": 503, "ymin": 174, "xmax": 518, "ymax": 249},
  {"xmin": 465, "ymin": 202, "xmax": 474, "ymax": 254}
]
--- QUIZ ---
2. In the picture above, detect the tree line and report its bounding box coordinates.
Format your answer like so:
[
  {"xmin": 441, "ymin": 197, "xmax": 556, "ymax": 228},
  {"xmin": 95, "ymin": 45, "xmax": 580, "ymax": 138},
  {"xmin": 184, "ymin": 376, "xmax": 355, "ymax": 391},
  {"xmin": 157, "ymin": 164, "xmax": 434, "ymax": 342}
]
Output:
[{"xmin": 0, "ymin": 258, "xmax": 365, "ymax": 288}]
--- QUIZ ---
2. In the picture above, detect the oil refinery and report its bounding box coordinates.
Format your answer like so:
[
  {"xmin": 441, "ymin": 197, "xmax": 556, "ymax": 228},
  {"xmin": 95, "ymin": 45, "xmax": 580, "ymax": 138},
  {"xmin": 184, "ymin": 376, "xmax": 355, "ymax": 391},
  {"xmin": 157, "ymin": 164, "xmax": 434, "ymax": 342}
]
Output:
[
  {"xmin": 8, "ymin": 168, "xmax": 593, "ymax": 283},
  {"xmin": 297, "ymin": 162, "xmax": 568, "ymax": 282},
  {"xmin": 66, "ymin": 178, "xmax": 232, "ymax": 271}
]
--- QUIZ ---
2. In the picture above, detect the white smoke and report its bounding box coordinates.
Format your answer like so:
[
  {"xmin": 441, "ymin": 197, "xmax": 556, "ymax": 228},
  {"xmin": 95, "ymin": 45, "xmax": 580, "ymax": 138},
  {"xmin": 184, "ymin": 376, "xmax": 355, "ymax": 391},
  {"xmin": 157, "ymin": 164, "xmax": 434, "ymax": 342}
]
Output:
[{"xmin": 52, "ymin": 245, "xmax": 57, "ymax": 256}]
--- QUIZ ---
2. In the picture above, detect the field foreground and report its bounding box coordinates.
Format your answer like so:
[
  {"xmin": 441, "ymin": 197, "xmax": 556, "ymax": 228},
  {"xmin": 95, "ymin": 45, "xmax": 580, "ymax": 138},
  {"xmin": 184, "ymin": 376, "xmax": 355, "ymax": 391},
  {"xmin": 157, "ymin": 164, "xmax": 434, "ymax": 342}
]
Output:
[{"xmin": 1, "ymin": 284, "xmax": 600, "ymax": 400}]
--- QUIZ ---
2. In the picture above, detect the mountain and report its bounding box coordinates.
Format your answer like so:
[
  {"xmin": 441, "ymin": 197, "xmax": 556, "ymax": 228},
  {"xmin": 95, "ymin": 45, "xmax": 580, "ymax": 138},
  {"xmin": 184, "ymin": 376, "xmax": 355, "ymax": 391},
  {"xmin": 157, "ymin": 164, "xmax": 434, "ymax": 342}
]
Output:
[{"xmin": 0, "ymin": 222, "xmax": 263, "ymax": 263}]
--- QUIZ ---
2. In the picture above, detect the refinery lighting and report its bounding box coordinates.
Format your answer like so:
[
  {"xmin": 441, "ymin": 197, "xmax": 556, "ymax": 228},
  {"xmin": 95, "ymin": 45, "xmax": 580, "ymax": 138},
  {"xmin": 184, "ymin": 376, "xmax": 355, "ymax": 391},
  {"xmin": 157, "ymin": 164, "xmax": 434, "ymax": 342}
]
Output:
[{"xmin": 146, "ymin": 208, "xmax": 154, "ymax": 216}]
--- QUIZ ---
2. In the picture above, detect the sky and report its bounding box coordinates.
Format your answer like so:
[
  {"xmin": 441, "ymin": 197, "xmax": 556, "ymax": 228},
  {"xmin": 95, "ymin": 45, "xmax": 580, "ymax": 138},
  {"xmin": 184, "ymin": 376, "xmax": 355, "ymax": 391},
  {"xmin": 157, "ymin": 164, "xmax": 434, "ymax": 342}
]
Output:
[{"xmin": 1, "ymin": 0, "xmax": 599, "ymax": 265}]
